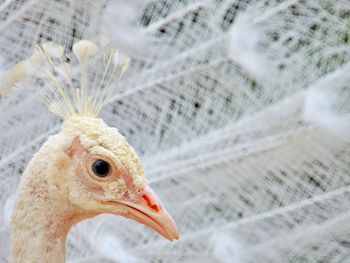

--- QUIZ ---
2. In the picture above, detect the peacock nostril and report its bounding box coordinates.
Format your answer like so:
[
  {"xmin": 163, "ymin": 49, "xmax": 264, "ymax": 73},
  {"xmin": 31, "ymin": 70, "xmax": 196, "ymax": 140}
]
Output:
[{"xmin": 142, "ymin": 193, "xmax": 160, "ymax": 212}]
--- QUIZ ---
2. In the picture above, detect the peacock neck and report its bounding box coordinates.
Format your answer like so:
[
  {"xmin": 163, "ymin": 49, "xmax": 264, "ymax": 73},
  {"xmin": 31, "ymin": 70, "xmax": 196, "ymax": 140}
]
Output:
[
  {"xmin": 9, "ymin": 136, "xmax": 85, "ymax": 263},
  {"xmin": 10, "ymin": 172, "xmax": 73, "ymax": 263}
]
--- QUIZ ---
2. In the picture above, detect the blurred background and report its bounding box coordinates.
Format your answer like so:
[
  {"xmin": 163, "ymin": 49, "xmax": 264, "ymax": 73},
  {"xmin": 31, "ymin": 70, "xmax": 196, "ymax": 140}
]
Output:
[{"xmin": 0, "ymin": 0, "xmax": 350, "ymax": 262}]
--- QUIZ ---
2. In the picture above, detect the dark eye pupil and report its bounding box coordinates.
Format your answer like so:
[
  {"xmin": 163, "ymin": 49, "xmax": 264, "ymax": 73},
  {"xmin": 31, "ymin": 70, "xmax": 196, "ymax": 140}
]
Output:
[{"xmin": 92, "ymin": 159, "xmax": 110, "ymax": 177}]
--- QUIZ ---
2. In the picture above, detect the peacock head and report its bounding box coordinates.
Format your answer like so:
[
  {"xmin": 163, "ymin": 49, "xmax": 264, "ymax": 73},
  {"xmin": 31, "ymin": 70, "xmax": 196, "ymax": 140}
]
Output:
[
  {"xmin": 56, "ymin": 116, "xmax": 178, "ymax": 240},
  {"xmin": 13, "ymin": 40, "xmax": 178, "ymax": 240}
]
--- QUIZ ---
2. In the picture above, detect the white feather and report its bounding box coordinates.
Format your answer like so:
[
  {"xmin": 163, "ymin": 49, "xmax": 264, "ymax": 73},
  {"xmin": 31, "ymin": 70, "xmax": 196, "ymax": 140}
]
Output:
[
  {"xmin": 101, "ymin": 0, "xmax": 149, "ymax": 57},
  {"xmin": 303, "ymin": 88, "xmax": 350, "ymax": 142},
  {"xmin": 88, "ymin": 217, "xmax": 140, "ymax": 262},
  {"xmin": 211, "ymin": 231, "xmax": 243, "ymax": 263},
  {"xmin": 228, "ymin": 13, "xmax": 272, "ymax": 79},
  {"xmin": 3, "ymin": 195, "xmax": 15, "ymax": 227},
  {"xmin": 0, "ymin": 56, "xmax": 7, "ymax": 95}
]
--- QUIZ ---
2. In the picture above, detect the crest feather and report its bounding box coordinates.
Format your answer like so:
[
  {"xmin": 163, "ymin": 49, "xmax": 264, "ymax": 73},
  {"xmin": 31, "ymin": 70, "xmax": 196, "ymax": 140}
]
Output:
[
  {"xmin": 0, "ymin": 42, "xmax": 64, "ymax": 96},
  {"xmin": 1, "ymin": 39, "xmax": 130, "ymax": 119},
  {"xmin": 41, "ymin": 40, "xmax": 130, "ymax": 119}
]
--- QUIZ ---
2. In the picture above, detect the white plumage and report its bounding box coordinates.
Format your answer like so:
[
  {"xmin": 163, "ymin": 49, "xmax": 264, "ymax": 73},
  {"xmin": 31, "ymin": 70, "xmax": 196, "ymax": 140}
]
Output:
[
  {"xmin": 0, "ymin": 0, "xmax": 350, "ymax": 262},
  {"xmin": 303, "ymin": 84, "xmax": 350, "ymax": 142}
]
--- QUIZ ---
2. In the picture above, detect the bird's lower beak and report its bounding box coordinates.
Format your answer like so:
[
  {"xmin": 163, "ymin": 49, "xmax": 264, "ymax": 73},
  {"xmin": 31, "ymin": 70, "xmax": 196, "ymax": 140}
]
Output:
[{"xmin": 114, "ymin": 186, "xmax": 179, "ymax": 241}]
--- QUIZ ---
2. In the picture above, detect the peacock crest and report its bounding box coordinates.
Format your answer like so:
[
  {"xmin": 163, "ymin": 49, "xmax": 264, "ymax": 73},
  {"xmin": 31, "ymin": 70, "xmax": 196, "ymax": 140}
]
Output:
[{"xmin": 1, "ymin": 39, "xmax": 130, "ymax": 119}]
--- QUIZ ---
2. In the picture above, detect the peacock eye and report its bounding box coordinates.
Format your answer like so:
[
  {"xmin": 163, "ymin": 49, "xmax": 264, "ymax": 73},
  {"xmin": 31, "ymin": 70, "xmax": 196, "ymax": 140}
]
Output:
[{"xmin": 92, "ymin": 159, "xmax": 110, "ymax": 177}]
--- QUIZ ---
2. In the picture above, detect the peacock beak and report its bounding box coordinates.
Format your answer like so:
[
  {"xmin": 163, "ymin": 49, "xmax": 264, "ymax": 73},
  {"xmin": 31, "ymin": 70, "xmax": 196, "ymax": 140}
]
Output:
[{"xmin": 115, "ymin": 186, "xmax": 179, "ymax": 241}]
